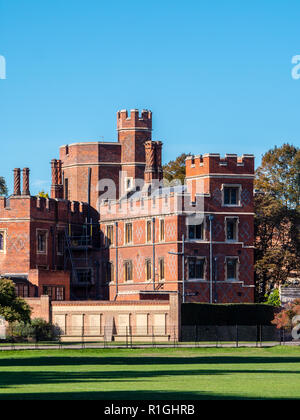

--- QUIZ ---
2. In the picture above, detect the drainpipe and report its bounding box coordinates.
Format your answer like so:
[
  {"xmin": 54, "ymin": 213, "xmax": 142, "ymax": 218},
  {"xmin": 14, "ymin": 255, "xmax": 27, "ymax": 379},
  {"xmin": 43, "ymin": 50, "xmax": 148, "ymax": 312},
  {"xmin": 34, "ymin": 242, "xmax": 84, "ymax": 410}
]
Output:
[
  {"xmin": 152, "ymin": 217, "xmax": 156, "ymax": 291},
  {"xmin": 214, "ymin": 256, "xmax": 218, "ymax": 303},
  {"xmin": 115, "ymin": 221, "xmax": 118, "ymax": 300},
  {"xmin": 208, "ymin": 215, "xmax": 214, "ymax": 304},
  {"xmin": 182, "ymin": 234, "xmax": 185, "ymax": 303}
]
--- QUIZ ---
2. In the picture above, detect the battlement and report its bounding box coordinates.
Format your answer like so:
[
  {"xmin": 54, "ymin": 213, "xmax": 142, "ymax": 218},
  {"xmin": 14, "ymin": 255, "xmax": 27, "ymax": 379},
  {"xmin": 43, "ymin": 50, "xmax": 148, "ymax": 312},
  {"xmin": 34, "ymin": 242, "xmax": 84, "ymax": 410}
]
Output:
[
  {"xmin": 185, "ymin": 153, "xmax": 255, "ymax": 177},
  {"xmin": 117, "ymin": 109, "xmax": 152, "ymax": 131},
  {"xmin": 0, "ymin": 195, "xmax": 89, "ymax": 222}
]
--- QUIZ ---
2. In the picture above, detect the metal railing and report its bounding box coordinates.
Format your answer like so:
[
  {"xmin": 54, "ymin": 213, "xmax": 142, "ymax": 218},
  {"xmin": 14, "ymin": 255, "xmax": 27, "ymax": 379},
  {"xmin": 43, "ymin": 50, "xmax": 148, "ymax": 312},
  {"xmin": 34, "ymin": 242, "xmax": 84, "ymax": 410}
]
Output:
[{"xmin": 0, "ymin": 324, "xmax": 290, "ymax": 350}]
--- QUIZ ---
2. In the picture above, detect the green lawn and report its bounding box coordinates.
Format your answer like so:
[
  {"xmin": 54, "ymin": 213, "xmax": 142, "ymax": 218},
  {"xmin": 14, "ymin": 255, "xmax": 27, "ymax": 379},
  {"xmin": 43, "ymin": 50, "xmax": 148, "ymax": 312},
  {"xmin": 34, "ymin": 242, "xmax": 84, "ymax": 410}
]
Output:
[{"xmin": 0, "ymin": 346, "xmax": 300, "ymax": 400}]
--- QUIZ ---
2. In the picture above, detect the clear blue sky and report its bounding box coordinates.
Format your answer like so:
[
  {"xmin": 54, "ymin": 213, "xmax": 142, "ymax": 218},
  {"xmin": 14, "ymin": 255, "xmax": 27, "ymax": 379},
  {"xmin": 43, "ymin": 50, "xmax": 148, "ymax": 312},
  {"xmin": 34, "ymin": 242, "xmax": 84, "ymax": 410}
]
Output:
[{"xmin": 0, "ymin": 0, "xmax": 299, "ymax": 195}]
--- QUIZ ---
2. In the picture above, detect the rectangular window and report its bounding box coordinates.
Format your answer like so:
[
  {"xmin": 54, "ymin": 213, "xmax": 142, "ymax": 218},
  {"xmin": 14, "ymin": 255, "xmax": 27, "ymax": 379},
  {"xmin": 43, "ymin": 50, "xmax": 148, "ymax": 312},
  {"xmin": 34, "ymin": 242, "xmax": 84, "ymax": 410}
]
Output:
[
  {"xmin": 42, "ymin": 286, "xmax": 53, "ymax": 298},
  {"xmin": 57, "ymin": 232, "xmax": 65, "ymax": 255},
  {"xmin": 188, "ymin": 223, "xmax": 204, "ymax": 240},
  {"xmin": 146, "ymin": 221, "xmax": 152, "ymax": 243},
  {"xmin": 106, "ymin": 225, "xmax": 114, "ymax": 246},
  {"xmin": 159, "ymin": 258, "xmax": 165, "ymax": 281},
  {"xmin": 226, "ymin": 218, "xmax": 238, "ymax": 241},
  {"xmin": 145, "ymin": 259, "xmax": 152, "ymax": 281},
  {"xmin": 37, "ymin": 230, "xmax": 47, "ymax": 254},
  {"xmin": 0, "ymin": 231, "xmax": 5, "ymax": 252},
  {"xmin": 223, "ymin": 187, "xmax": 240, "ymax": 206},
  {"xmin": 42, "ymin": 286, "xmax": 65, "ymax": 301},
  {"xmin": 226, "ymin": 258, "xmax": 238, "ymax": 280},
  {"xmin": 124, "ymin": 261, "xmax": 133, "ymax": 282},
  {"xmin": 188, "ymin": 258, "xmax": 205, "ymax": 280},
  {"xmin": 15, "ymin": 284, "xmax": 29, "ymax": 298},
  {"xmin": 77, "ymin": 269, "xmax": 92, "ymax": 284},
  {"xmin": 64, "ymin": 178, "xmax": 69, "ymax": 200},
  {"xmin": 125, "ymin": 223, "xmax": 133, "ymax": 244},
  {"xmin": 160, "ymin": 219, "xmax": 165, "ymax": 241},
  {"xmin": 106, "ymin": 262, "xmax": 114, "ymax": 283},
  {"xmin": 56, "ymin": 287, "xmax": 65, "ymax": 301}
]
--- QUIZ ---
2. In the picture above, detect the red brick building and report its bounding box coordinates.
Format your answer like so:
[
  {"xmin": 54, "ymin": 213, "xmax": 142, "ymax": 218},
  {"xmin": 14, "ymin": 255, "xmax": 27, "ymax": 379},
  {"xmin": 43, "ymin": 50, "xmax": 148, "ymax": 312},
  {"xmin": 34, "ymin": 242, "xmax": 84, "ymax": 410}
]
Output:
[{"xmin": 0, "ymin": 109, "xmax": 255, "ymax": 304}]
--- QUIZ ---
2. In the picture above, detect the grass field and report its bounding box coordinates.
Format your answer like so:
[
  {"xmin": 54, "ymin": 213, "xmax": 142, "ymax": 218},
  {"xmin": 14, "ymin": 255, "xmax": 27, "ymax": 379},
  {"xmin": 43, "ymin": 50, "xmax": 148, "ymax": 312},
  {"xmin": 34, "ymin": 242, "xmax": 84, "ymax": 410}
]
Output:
[{"xmin": 0, "ymin": 346, "xmax": 300, "ymax": 400}]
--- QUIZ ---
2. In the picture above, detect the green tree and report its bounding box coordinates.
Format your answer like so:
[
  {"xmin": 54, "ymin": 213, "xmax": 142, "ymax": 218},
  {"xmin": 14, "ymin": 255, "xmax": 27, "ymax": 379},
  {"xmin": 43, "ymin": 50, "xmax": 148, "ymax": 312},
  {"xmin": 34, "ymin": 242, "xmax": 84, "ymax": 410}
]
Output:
[
  {"xmin": 255, "ymin": 143, "xmax": 300, "ymax": 209},
  {"xmin": 254, "ymin": 144, "xmax": 300, "ymax": 301},
  {"xmin": 0, "ymin": 177, "xmax": 7, "ymax": 196},
  {"xmin": 162, "ymin": 153, "xmax": 191, "ymax": 185},
  {"xmin": 37, "ymin": 191, "xmax": 49, "ymax": 198},
  {"xmin": 272, "ymin": 299, "xmax": 300, "ymax": 330},
  {"xmin": 0, "ymin": 279, "xmax": 31, "ymax": 323},
  {"xmin": 265, "ymin": 289, "xmax": 281, "ymax": 307}
]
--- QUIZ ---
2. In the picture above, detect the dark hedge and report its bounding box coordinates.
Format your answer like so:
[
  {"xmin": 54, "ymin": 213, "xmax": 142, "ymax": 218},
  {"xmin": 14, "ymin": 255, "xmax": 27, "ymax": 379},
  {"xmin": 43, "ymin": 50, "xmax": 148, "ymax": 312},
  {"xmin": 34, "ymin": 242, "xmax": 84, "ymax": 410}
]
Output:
[{"xmin": 181, "ymin": 303, "xmax": 277, "ymax": 326}]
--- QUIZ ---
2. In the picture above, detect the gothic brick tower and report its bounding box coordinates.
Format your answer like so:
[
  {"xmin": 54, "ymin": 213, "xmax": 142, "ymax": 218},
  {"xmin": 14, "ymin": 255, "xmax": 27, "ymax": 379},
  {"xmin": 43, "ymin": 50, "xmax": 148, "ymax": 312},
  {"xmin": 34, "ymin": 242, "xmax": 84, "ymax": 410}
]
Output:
[{"xmin": 117, "ymin": 109, "xmax": 152, "ymax": 194}]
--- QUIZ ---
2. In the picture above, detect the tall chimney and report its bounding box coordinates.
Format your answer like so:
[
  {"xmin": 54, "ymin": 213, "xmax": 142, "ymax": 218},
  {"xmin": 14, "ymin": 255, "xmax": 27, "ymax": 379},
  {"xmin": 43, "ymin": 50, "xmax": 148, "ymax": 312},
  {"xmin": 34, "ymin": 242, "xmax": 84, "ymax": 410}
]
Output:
[
  {"xmin": 155, "ymin": 141, "xmax": 163, "ymax": 181},
  {"xmin": 13, "ymin": 168, "xmax": 21, "ymax": 195},
  {"xmin": 22, "ymin": 168, "xmax": 30, "ymax": 196},
  {"xmin": 144, "ymin": 141, "xmax": 156, "ymax": 184},
  {"xmin": 144, "ymin": 141, "xmax": 163, "ymax": 184},
  {"xmin": 51, "ymin": 159, "xmax": 63, "ymax": 199}
]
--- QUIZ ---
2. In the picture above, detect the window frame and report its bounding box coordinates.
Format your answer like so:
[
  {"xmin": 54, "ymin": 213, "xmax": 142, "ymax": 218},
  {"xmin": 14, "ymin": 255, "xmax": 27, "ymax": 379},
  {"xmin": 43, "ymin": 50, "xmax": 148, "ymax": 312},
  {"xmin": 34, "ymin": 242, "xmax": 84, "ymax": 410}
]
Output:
[
  {"xmin": 159, "ymin": 219, "xmax": 165, "ymax": 242},
  {"xmin": 36, "ymin": 229, "xmax": 48, "ymax": 255},
  {"xmin": 125, "ymin": 223, "xmax": 133, "ymax": 245},
  {"xmin": 225, "ymin": 217, "xmax": 239, "ymax": 242},
  {"xmin": 188, "ymin": 222, "xmax": 204, "ymax": 241},
  {"xmin": 0, "ymin": 229, "xmax": 7, "ymax": 254},
  {"xmin": 124, "ymin": 260, "xmax": 133, "ymax": 282},
  {"xmin": 225, "ymin": 257, "xmax": 240, "ymax": 281},
  {"xmin": 106, "ymin": 224, "xmax": 114, "ymax": 247},
  {"xmin": 56, "ymin": 231, "xmax": 65, "ymax": 255},
  {"xmin": 145, "ymin": 258, "xmax": 152, "ymax": 282},
  {"xmin": 146, "ymin": 220, "xmax": 152, "ymax": 243},
  {"xmin": 187, "ymin": 257, "xmax": 206, "ymax": 281},
  {"xmin": 159, "ymin": 258, "xmax": 165, "ymax": 282},
  {"xmin": 222, "ymin": 184, "xmax": 242, "ymax": 207}
]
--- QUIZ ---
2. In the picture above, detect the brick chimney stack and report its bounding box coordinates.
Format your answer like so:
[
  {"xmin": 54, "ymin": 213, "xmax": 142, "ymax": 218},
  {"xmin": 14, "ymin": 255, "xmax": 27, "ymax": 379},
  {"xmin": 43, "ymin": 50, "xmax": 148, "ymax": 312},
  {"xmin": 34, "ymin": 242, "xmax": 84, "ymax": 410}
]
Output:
[
  {"xmin": 13, "ymin": 168, "xmax": 21, "ymax": 196},
  {"xmin": 22, "ymin": 168, "xmax": 30, "ymax": 196},
  {"xmin": 51, "ymin": 159, "xmax": 64, "ymax": 199},
  {"xmin": 144, "ymin": 141, "xmax": 163, "ymax": 184}
]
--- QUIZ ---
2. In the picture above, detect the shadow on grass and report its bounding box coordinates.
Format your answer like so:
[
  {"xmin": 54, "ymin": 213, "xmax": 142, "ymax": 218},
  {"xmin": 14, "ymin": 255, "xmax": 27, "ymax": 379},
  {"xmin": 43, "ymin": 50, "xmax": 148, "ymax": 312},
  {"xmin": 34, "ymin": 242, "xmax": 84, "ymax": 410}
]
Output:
[
  {"xmin": 0, "ymin": 353, "xmax": 300, "ymax": 400},
  {"xmin": 0, "ymin": 355, "xmax": 300, "ymax": 368},
  {"xmin": 0, "ymin": 389, "xmax": 298, "ymax": 400},
  {"xmin": 1, "ymin": 366, "xmax": 299, "ymax": 388}
]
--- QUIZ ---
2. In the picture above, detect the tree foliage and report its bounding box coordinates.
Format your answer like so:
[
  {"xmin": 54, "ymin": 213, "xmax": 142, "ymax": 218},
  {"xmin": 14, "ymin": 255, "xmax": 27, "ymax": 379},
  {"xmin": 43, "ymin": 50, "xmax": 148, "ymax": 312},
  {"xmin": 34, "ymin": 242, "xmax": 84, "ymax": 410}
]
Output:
[
  {"xmin": 265, "ymin": 289, "xmax": 281, "ymax": 307},
  {"xmin": 0, "ymin": 279, "xmax": 31, "ymax": 323},
  {"xmin": 37, "ymin": 191, "xmax": 49, "ymax": 199},
  {"xmin": 162, "ymin": 153, "xmax": 191, "ymax": 185},
  {"xmin": 255, "ymin": 143, "xmax": 300, "ymax": 209},
  {"xmin": 7, "ymin": 318, "xmax": 61, "ymax": 342},
  {"xmin": 254, "ymin": 144, "xmax": 300, "ymax": 301},
  {"xmin": 272, "ymin": 299, "xmax": 300, "ymax": 330},
  {"xmin": 0, "ymin": 177, "xmax": 7, "ymax": 196}
]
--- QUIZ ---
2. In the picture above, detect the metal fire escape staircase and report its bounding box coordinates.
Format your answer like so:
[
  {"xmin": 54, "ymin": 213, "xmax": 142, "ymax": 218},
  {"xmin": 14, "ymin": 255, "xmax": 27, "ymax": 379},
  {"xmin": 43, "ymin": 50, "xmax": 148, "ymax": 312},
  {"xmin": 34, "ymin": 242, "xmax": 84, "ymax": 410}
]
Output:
[{"xmin": 64, "ymin": 221, "xmax": 95, "ymax": 298}]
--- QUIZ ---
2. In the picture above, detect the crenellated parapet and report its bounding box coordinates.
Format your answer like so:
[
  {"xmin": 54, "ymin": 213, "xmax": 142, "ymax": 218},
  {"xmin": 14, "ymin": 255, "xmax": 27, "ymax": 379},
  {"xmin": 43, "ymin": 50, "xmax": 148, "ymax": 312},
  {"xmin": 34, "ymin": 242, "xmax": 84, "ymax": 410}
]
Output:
[
  {"xmin": 185, "ymin": 153, "xmax": 255, "ymax": 178},
  {"xmin": 117, "ymin": 109, "xmax": 152, "ymax": 131},
  {"xmin": 0, "ymin": 194, "xmax": 90, "ymax": 224}
]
